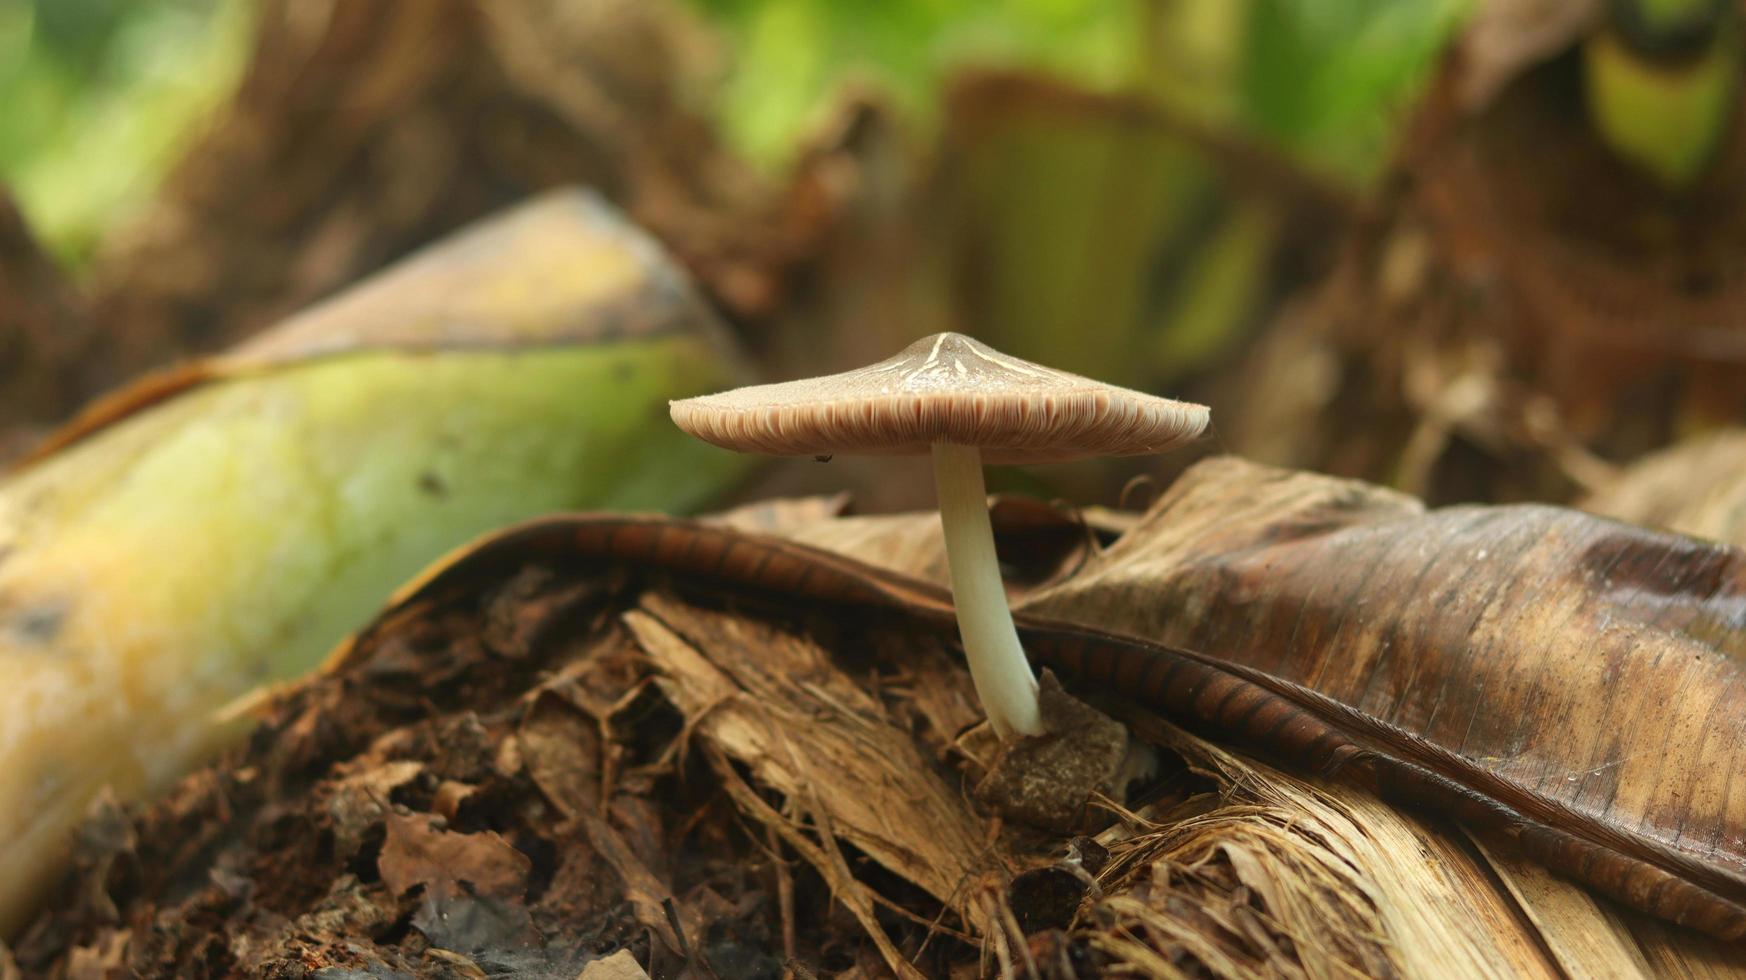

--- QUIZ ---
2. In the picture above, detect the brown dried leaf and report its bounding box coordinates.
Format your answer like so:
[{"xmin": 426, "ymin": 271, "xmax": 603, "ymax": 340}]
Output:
[
  {"xmin": 326, "ymin": 758, "xmax": 425, "ymax": 860},
  {"xmin": 1094, "ymin": 713, "xmax": 1558, "ymax": 979},
  {"xmin": 518, "ymin": 692, "xmax": 603, "ymax": 820},
  {"xmin": 378, "ymin": 811, "xmax": 531, "ymax": 902},
  {"xmin": 37, "ymin": 453, "xmax": 1746, "ymax": 971},
  {"xmin": 1581, "ymin": 429, "xmax": 1746, "ymax": 547},
  {"xmin": 1024, "ymin": 456, "xmax": 1746, "ymax": 938},
  {"xmin": 625, "ymin": 594, "xmax": 994, "ymax": 918}
]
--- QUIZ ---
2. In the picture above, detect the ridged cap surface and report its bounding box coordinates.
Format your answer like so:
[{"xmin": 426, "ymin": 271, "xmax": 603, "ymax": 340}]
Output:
[{"xmin": 670, "ymin": 332, "xmax": 1209, "ymax": 464}]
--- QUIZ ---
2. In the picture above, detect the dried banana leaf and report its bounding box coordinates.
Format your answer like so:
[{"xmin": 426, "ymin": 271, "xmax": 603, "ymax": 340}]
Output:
[
  {"xmin": 1022, "ymin": 456, "xmax": 1746, "ymax": 939},
  {"xmin": 20, "ymin": 459, "xmax": 1746, "ymax": 973},
  {"xmin": 1086, "ymin": 712, "xmax": 1555, "ymax": 979},
  {"xmin": 1582, "ymin": 429, "xmax": 1746, "ymax": 546},
  {"xmin": 778, "ymin": 474, "xmax": 1746, "ymax": 975},
  {"xmin": 0, "ymin": 189, "xmax": 754, "ymax": 934},
  {"xmin": 327, "ymin": 456, "xmax": 1746, "ymax": 942}
]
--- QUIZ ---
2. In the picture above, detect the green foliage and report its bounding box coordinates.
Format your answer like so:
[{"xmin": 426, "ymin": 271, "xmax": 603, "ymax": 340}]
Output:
[
  {"xmin": 0, "ymin": 0, "xmax": 251, "ymax": 265},
  {"xmin": 691, "ymin": 0, "xmax": 1141, "ymax": 166},
  {"xmin": 687, "ymin": 0, "xmax": 1469, "ymax": 181},
  {"xmin": 0, "ymin": 0, "xmax": 1476, "ymax": 266},
  {"xmin": 1240, "ymin": 0, "xmax": 1469, "ymax": 178}
]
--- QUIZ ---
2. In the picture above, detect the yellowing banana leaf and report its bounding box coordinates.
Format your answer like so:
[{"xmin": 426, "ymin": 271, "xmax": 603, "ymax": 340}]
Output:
[{"xmin": 0, "ymin": 188, "xmax": 754, "ymax": 935}]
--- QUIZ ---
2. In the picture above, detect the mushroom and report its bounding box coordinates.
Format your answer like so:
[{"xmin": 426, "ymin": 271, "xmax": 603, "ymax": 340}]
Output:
[{"xmin": 669, "ymin": 332, "xmax": 1209, "ymax": 738}]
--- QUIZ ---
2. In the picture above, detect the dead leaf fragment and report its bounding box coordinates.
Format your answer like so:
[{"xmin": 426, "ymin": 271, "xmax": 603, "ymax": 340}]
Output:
[
  {"xmin": 378, "ymin": 812, "xmax": 531, "ymax": 902},
  {"xmin": 1581, "ymin": 429, "xmax": 1746, "ymax": 547},
  {"xmin": 519, "ymin": 692, "xmax": 603, "ymax": 819},
  {"xmin": 315, "ymin": 473, "xmax": 1746, "ymax": 941},
  {"xmin": 628, "ymin": 593, "xmax": 993, "ymax": 917},
  {"xmin": 578, "ymin": 948, "xmax": 651, "ymax": 980},
  {"xmin": 326, "ymin": 758, "xmax": 425, "ymax": 860}
]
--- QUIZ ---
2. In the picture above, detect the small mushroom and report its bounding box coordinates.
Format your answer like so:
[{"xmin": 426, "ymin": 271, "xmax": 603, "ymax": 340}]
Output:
[{"xmin": 669, "ymin": 332, "xmax": 1208, "ymax": 738}]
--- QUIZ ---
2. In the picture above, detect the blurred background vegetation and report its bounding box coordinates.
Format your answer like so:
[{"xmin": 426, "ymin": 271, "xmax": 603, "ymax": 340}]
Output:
[
  {"xmin": 698, "ymin": 0, "xmax": 1465, "ymax": 178},
  {"xmin": 4, "ymin": 0, "xmax": 1743, "ymax": 514},
  {"xmin": 0, "ymin": 0, "xmax": 1465, "ymax": 266},
  {"xmin": 0, "ymin": 0, "xmax": 252, "ymax": 265}
]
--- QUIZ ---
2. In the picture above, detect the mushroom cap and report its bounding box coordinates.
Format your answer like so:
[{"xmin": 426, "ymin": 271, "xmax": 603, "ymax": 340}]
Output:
[{"xmin": 670, "ymin": 332, "xmax": 1210, "ymax": 464}]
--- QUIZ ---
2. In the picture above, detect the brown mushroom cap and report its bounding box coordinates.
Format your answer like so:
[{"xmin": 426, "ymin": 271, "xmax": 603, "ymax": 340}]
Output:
[{"xmin": 670, "ymin": 332, "xmax": 1209, "ymax": 464}]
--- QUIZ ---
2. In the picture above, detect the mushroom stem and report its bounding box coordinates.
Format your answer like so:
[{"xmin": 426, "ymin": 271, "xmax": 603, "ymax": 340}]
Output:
[{"xmin": 931, "ymin": 442, "xmax": 1042, "ymax": 738}]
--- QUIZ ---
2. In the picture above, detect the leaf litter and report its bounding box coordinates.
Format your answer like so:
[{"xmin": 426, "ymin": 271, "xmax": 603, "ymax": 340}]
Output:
[{"xmin": 13, "ymin": 466, "xmax": 1746, "ymax": 977}]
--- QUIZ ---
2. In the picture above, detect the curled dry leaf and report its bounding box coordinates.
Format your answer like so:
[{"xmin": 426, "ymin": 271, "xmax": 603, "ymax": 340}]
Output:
[{"xmin": 1024, "ymin": 457, "xmax": 1746, "ymax": 940}]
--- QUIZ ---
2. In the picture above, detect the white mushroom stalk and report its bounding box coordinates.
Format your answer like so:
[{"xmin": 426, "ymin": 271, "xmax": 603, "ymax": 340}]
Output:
[
  {"xmin": 931, "ymin": 442, "xmax": 1041, "ymax": 738},
  {"xmin": 668, "ymin": 331, "xmax": 1209, "ymax": 743}
]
